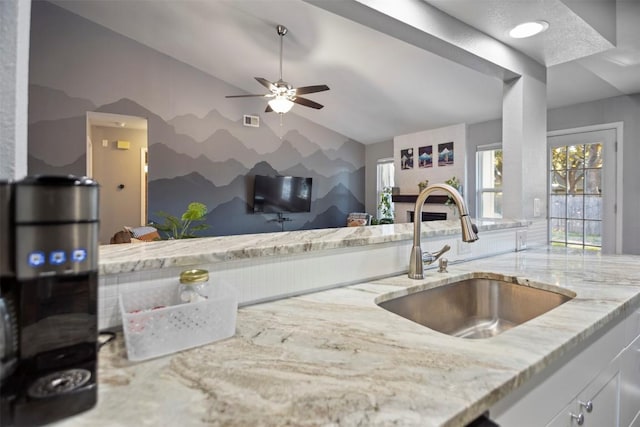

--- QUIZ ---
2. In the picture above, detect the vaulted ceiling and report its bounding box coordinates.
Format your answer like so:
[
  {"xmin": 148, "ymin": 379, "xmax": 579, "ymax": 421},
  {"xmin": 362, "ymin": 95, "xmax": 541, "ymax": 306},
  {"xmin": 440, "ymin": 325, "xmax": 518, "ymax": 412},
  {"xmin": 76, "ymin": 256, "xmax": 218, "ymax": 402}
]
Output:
[{"xmin": 52, "ymin": 0, "xmax": 640, "ymax": 144}]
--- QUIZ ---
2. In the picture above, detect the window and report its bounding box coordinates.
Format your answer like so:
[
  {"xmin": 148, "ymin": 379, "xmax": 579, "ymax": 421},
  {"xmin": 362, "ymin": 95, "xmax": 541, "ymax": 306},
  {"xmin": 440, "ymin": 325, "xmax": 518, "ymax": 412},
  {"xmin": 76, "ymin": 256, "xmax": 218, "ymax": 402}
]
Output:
[
  {"xmin": 376, "ymin": 159, "xmax": 395, "ymax": 219},
  {"xmin": 476, "ymin": 145, "xmax": 503, "ymax": 219}
]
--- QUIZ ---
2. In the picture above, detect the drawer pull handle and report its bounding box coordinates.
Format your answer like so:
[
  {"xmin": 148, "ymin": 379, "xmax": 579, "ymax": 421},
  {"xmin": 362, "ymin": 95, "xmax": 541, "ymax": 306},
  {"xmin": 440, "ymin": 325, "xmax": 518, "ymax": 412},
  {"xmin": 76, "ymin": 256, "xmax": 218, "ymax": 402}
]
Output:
[
  {"xmin": 579, "ymin": 400, "xmax": 593, "ymax": 412},
  {"xmin": 570, "ymin": 412, "xmax": 585, "ymax": 425}
]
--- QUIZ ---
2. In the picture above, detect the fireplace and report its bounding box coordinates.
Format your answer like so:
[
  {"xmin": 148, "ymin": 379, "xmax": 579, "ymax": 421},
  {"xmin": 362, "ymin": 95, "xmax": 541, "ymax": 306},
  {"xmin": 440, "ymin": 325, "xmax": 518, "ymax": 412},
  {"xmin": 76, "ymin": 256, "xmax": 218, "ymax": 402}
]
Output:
[{"xmin": 408, "ymin": 211, "xmax": 447, "ymax": 222}]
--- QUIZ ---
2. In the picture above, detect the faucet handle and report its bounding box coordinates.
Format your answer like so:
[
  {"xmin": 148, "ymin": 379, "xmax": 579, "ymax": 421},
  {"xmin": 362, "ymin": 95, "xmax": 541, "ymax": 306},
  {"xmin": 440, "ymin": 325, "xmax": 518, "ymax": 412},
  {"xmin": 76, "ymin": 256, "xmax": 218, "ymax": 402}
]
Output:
[{"xmin": 422, "ymin": 244, "xmax": 451, "ymax": 265}]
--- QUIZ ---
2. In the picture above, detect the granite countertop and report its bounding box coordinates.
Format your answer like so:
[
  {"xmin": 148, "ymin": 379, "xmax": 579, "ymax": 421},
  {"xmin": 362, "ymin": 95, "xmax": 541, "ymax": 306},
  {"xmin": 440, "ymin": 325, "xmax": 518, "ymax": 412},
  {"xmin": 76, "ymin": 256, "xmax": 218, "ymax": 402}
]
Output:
[
  {"xmin": 98, "ymin": 219, "xmax": 527, "ymax": 275},
  {"xmin": 58, "ymin": 247, "xmax": 640, "ymax": 427}
]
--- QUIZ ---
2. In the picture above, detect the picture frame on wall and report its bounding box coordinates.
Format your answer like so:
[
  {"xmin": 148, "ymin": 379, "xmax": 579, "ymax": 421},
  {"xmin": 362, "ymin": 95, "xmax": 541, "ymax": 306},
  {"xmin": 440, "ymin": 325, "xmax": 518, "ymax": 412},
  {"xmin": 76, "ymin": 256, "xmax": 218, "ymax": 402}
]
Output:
[
  {"xmin": 400, "ymin": 148, "xmax": 414, "ymax": 169},
  {"xmin": 418, "ymin": 145, "xmax": 433, "ymax": 168},
  {"xmin": 438, "ymin": 142, "xmax": 454, "ymax": 166}
]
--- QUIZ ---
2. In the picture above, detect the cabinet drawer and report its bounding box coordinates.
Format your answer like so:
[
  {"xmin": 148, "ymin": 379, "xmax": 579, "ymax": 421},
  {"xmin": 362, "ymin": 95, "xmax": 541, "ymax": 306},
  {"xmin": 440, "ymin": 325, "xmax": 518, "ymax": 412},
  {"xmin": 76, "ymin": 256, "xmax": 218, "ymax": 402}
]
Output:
[
  {"xmin": 577, "ymin": 362, "xmax": 620, "ymax": 426},
  {"xmin": 545, "ymin": 362, "xmax": 620, "ymax": 427}
]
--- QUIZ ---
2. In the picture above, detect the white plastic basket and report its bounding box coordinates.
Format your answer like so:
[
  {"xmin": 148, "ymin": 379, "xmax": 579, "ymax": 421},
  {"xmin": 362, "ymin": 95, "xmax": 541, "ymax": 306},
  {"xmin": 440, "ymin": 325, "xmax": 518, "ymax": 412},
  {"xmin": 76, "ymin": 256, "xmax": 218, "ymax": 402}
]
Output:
[{"xmin": 119, "ymin": 281, "xmax": 237, "ymax": 361}]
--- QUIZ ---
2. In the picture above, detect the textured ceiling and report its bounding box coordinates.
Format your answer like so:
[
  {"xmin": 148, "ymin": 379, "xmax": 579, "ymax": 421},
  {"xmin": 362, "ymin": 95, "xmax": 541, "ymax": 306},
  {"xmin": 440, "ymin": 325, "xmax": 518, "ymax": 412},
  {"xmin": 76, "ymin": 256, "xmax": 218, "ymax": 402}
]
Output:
[
  {"xmin": 51, "ymin": 0, "xmax": 640, "ymax": 144},
  {"xmin": 427, "ymin": 0, "xmax": 615, "ymax": 66}
]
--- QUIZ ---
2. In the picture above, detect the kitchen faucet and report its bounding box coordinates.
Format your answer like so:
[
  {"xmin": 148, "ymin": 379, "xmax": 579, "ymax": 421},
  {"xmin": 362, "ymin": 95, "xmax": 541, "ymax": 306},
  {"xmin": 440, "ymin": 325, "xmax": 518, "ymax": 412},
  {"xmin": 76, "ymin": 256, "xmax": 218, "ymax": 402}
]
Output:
[{"xmin": 408, "ymin": 183, "xmax": 479, "ymax": 279}]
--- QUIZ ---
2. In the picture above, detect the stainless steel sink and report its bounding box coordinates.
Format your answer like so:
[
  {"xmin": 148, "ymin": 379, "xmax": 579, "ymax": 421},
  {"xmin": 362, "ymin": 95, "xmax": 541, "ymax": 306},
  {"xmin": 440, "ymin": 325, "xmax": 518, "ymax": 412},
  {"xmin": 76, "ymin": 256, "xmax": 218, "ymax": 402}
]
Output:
[{"xmin": 377, "ymin": 276, "xmax": 574, "ymax": 339}]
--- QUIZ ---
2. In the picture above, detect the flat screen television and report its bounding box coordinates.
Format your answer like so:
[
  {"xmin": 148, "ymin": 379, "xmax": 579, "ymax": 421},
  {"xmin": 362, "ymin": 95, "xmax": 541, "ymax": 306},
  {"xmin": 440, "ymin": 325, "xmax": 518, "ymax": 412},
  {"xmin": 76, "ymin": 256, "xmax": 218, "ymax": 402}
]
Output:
[{"xmin": 253, "ymin": 175, "xmax": 313, "ymax": 213}]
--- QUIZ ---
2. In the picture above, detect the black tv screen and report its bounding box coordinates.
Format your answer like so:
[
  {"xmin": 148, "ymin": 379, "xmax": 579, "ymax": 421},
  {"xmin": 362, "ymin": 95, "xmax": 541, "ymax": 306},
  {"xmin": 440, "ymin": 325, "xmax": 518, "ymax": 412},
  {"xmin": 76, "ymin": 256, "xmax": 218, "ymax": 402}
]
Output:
[{"xmin": 253, "ymin": 175, "xmax": 312, "ymax": 213}]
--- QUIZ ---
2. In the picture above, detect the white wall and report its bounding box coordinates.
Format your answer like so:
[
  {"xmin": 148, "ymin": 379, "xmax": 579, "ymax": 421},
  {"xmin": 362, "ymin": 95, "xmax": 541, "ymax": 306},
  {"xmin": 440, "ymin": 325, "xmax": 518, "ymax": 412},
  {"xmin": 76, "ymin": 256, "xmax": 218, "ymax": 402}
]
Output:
[
  {"xmin": 392, "ymin": 123, "xmax": 467, "ymax": 223},
  {"xmin": 0, "ymin": 0, "xmax": 30, "ymax": 180},
  {"xmin": 502, "ymin": 75, "xmax": 547, "ymax": 220},
  {"xmin": 393, "ymin": 123, "xmax": 467, "ymax": 194}
]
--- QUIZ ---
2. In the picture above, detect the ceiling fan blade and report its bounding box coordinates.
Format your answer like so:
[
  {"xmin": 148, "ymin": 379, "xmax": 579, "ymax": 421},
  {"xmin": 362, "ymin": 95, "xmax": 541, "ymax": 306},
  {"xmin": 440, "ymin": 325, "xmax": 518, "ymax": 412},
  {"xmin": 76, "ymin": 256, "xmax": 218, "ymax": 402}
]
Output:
[
  {"xmin": 265, "ymin": 104, "xmax": 274, "ymax": 113},
  {"xmin": 294, "ymin": 84, "xmax": 330, "ymax": 95},
  {"xmin": 255, "ymin": 77, "xmax": 277, "ymax": 92},
  {"xmin": 225, "ymin": 94, "xmax": 272, "ymax": 98},
  {"xmin": 292, "ymin": 96, "xmax": 324, "ymax": 109}
]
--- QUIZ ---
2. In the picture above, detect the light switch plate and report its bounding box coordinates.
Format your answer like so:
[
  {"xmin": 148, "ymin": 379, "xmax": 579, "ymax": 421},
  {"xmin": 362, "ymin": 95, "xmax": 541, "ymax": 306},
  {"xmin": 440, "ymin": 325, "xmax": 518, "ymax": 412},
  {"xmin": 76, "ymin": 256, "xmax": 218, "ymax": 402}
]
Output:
[{"xmin": 516, "ymin": 230, "xmax": 527, "ymax": 251}]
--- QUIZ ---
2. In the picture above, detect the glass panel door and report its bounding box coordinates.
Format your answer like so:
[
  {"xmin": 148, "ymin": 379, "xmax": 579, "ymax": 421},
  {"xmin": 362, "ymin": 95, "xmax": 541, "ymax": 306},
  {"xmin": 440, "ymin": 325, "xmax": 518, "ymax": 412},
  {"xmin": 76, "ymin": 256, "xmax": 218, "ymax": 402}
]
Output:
[{"xmin": 548, "ymin": 129, "xmax": 616, "ymax": 253}]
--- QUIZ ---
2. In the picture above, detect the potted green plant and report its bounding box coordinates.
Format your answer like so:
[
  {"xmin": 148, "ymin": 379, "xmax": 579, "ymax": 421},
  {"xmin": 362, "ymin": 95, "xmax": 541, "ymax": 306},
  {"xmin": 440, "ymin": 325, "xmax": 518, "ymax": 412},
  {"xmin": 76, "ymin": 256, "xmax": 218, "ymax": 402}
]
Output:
[
  {"xmin": 153, "ymin": 202, "xmax": 210, "ymax": 239},
  {"xmin": 444, "ymin": 176, "xmax": 462, "ymax": 215},
  {"xmin": 377, "ymin": 186, "xmax": 394, "ymax": 224}
]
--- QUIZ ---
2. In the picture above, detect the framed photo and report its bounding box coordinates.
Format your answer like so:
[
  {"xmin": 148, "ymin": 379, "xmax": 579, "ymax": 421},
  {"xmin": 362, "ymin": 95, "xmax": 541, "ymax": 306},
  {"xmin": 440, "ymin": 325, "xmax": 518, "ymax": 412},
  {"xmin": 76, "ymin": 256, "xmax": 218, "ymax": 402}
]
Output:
[
  {"xmin": 418, "ymin": 145, "xmax": 433, "ymax": 168},
  {"xmin": 438, "ymin": 142, "xmax": 454, "ymax": 166},
  {"xmin": 400, "ymin": 148, "xmax": 414, "ymax": 170}
]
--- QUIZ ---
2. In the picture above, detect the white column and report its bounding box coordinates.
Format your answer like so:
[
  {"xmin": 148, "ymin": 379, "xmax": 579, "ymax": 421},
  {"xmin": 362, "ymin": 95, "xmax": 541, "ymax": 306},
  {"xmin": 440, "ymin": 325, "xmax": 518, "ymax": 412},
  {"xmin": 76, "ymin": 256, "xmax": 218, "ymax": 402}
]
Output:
[
  {"xmin": 502, "ymin": 74, "xmax": 547, "ymax": 220},
  {"xmin": 0, "ymin": 0, "xmax": 31, "ymax": 180}
]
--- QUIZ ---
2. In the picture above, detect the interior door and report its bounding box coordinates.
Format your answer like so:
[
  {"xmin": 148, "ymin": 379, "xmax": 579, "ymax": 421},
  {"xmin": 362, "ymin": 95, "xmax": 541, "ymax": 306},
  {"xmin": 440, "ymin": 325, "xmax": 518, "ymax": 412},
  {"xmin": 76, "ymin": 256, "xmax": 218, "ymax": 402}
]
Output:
[{"xmin": 548, "ymin": 128, "xmax": 617, "ymax": 254}]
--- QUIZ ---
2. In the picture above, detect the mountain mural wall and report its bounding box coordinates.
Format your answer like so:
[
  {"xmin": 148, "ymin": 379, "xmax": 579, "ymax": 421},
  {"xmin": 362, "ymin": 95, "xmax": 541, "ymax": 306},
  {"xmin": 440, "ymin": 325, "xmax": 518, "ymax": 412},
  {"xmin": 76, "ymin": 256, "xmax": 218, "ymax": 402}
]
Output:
[{"xmin": 27, "ymin": 2, "xmax": 366, "ymax": 237}]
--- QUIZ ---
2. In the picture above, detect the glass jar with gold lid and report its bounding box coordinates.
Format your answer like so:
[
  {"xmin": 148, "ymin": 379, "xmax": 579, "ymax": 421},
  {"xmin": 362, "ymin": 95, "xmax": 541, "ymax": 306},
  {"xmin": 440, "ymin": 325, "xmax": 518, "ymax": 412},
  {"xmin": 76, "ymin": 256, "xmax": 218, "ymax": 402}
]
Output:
[{"xmin": 178, "ymin": 269, "xmax": 210, "ymax": 303}]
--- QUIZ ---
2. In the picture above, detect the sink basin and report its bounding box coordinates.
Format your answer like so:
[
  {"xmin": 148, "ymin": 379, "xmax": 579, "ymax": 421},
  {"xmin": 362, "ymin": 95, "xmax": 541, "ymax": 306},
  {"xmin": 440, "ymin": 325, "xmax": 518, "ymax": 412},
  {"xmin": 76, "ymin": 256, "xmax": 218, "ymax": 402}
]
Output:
[{"xmin": 377, "ymin": 276, "xmax": 574, "ymax": 339}]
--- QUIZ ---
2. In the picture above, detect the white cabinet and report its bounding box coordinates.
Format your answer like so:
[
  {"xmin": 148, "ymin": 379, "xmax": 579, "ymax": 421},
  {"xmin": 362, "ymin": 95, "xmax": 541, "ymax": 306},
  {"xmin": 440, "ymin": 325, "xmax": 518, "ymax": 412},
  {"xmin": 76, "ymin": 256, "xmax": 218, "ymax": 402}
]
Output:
[
  {"xmin": 545, "ymin": 357, "xmax": 619, "ymax": 427},
  {"xmin": 620, "ymin": 333, "xmax": 640, "ymax": 426},
  {"xmin": 491, "ymin": 307, "xmax": 640, "ymax": 427},
  {"xmin": 580, "ymin": 364, "xmax": 620, "ymax": 426}
]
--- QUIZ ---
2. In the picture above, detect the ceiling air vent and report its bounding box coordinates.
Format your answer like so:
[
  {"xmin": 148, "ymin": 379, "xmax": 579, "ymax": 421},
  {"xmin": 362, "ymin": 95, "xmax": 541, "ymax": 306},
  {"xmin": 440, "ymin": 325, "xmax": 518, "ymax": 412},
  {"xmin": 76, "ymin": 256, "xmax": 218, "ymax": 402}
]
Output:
[{"xmin": 243, "ymin": 114, "xmax": 259, "ymax": 128}]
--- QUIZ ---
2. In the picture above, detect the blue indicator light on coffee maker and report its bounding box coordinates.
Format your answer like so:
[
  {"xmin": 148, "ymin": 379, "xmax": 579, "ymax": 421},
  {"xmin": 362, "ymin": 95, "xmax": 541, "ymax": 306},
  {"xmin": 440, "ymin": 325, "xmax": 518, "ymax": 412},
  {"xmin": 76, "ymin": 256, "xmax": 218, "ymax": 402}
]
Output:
[
  {"xmin": 72, "ymin": 249, "xmax": 87, "ymax": 262},
  {"xmin": 50, "ymin": 250, "xmax": 66, "ymax": 265},
  {"xmin": 28, "ymin": 251, "xmax": 46, "ymax": 267}
]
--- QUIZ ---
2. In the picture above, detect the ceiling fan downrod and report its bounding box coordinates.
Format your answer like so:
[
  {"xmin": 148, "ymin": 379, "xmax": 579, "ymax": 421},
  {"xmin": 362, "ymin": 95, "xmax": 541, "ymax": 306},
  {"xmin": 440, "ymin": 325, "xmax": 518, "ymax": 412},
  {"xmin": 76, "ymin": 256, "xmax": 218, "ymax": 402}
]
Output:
[{"xmin": 276, "ymin": 25, "xmax": 288, "ymax": 82}]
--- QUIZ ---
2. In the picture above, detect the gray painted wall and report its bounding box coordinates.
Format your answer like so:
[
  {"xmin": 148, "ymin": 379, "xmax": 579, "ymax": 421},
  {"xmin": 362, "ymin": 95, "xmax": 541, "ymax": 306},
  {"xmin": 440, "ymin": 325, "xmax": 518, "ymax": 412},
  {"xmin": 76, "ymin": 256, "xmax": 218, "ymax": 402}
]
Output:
[
  {"xmin": 28, "ymin": 2, "xmax": 365, "ymax": 237},
  {"xmin": 364, "ymin": 140, "xmax": 393, "ymax": 216},
  {"xmin": 467, "ymin": 94, "xmax": 640, "ymax": 255}
]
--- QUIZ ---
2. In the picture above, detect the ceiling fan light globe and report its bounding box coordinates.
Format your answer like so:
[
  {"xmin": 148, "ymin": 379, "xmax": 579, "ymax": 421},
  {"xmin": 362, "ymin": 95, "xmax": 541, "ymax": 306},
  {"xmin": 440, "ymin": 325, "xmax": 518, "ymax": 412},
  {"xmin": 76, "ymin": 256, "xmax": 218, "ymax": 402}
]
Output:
[{"xmin": 268, "ymin": 96, "xmax": 294, "ymax": 113}]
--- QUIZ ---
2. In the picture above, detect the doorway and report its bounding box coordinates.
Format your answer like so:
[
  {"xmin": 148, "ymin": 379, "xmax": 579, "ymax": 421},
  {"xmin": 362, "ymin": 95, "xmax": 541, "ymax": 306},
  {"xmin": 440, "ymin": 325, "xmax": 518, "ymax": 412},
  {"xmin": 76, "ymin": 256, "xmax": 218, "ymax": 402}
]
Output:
[
  {"xmin": 86, "ymin": 112, "xmax": 148, "ymax": 244},
  {"xmin": 547, "ymin": 124, "xmax": 622, "ymax": 254}
]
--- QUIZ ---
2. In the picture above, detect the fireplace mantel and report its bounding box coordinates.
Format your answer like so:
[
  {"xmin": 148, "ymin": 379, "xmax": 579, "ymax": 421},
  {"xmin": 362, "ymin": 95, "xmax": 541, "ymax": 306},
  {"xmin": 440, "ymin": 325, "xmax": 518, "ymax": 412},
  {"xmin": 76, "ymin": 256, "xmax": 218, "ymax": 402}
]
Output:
[{"xmin": 391, "ymin": 194, "xmax": 449, "ymax": 204}]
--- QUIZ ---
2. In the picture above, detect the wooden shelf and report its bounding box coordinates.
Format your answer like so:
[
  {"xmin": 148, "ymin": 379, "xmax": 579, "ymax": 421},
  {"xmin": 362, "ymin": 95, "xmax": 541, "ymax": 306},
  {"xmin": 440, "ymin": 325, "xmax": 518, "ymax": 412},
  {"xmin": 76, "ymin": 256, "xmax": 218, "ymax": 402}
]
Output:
[{"xmin": 391, "ymin": 194, "xmax": 449, "ymax": 204}]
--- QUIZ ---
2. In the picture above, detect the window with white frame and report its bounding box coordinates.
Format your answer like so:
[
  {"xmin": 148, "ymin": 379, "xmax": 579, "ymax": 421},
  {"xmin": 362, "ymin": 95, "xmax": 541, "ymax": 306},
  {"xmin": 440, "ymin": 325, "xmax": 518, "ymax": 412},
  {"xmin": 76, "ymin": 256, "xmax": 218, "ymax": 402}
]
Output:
[
  {"xmin": 476, "ymin": 144, "xmax": 503, "ymax": 219},
  {"xmin": 376, "ymin": 159, "xmax": 394, "ymax": 219}
]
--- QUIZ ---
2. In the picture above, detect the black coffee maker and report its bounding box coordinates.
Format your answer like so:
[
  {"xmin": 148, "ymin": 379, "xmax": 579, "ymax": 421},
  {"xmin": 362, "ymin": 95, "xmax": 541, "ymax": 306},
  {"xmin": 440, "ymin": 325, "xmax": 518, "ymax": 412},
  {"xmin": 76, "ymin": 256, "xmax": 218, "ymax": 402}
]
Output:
[{"xmin": 1, "ymin": 175, "xmax": 99, "ymax": 426}]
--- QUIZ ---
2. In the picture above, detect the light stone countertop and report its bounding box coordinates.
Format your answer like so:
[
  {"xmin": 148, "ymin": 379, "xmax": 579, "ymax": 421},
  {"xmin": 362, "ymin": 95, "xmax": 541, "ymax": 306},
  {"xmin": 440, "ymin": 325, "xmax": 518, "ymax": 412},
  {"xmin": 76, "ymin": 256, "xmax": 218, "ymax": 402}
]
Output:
[
  {"xmin": 98, "ymin": 219, "xmax": 527, "ymax": 275},
  {"xmin": 54, "ymin": 246, "xmax": 640, "ymax": 427}
]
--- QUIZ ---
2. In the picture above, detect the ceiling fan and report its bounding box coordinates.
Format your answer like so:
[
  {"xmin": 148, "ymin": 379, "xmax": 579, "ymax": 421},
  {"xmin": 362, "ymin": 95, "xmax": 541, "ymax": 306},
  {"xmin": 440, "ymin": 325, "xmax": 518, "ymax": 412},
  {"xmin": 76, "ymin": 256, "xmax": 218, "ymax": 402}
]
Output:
[{"xmin": 226, "ymin": 24, "xmax": 330, "ymax": 114}]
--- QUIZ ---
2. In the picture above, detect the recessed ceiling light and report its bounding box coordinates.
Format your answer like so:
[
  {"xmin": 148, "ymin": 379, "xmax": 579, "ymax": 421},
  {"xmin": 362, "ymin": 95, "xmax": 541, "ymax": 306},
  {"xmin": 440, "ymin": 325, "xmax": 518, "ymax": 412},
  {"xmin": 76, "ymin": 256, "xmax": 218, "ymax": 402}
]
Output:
[{"xmin": 509, "ymin": 21, "xmax": 549, "ymax": 39}]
